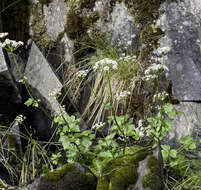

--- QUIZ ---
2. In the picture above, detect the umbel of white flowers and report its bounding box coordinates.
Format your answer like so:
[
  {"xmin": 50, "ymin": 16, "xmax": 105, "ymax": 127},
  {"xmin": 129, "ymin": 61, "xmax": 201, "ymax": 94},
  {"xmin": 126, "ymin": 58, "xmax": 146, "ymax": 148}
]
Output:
[
  {"xmin": 0, "ymin": 33, "xmax": 24, "ymax": 51},
  {"xmin": 93, "ymin": 58, "xmax": 118, "ymax": 71}
]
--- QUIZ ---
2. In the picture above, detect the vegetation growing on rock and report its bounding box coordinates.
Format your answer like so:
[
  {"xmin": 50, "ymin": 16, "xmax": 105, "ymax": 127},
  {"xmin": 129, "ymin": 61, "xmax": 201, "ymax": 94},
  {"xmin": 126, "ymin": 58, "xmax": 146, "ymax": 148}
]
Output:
[{"xmin": 97, "ymin": 151, "xmax": 151, "ymax": 190}]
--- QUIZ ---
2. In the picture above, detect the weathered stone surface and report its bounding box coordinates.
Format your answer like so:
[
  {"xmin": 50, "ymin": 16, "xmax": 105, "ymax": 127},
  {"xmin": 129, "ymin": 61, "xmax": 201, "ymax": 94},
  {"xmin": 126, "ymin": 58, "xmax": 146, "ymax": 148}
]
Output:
[
  {"xmin": 0, "ymin": 48, "xmax": 22, "ymax": 125},
  {"xmin": 43, "ymin": 0, "xmax": 67, "ymax": 40},
  {"xmin": 20, "ymin": 163, "xmax": 96, "ymax": 190},
  {"xmin": 95, "ymin": 1, "xmax": 139, "ymax": 53},
  {"xmin": 97, "ymin": 151, "xmax": 161, "ymax": 190},
  {"xmin": 46, "ymin": 33, "xmax": 74, "ymax": 81},
  {"xmin": 0, "ymin": 47, "xmax": 7, "ymax": 73},
  {"xmin": 155, "ymin": 0, "xmax": 201, "ymax": 141},
  {"xmin": 167, "ymin": 102, "xmax": 201, "ymax": 140},
  {"xmin": 157, "ymin": 0, "xmax": 201, "ymax": 101},
  {"xmin": 24, "ymin": 42, "xmax": 62, "ymax": 112}
]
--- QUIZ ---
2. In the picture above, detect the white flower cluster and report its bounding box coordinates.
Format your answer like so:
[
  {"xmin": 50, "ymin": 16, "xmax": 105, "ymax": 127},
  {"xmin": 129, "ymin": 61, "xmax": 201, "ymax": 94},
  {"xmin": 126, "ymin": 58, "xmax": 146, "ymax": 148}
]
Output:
[
  {"xmin": 136, "ymin": 119, "xmax": 151, "ymax": 138},
  {"xmin": 55, "ymin": 105, "xmax": 66, "ymax": 117},
  {"xmin": 119, "ymin": 54, "xmax": 137, "ymax": 62},
  {"xmin": 153, "ymin": 91, "xmax": 169, "ymax": 102},
  {"xmin": 93, "ymin": 58, "xmax": 118, "ymax": 71},
  {"xmin": 157, "ymin": 46, "xmax": 171, "ymax": 55},
  {"xmin": 0, "ymin": 32, "xmax": 8, "ymax": 39},
  {"xmin": 145, "ymin": 63, "xmax": 169, "ymax": 75},
  {"xmin": 76, "ymin": 70, "xmax": 89, "ymax": 78},
  {"xmin": 49, "ymin": 88, "xmax": 61, "ymax": 98},
  {"xmin": 115, "ymin": 90, "xmax": 131, "ymax": 101},
  {"xmin": 91, "ymin": 122, "xmax": 105, "ymax": 131},
  {"xmin": 0, "ymin": 39, "xmax": 24, "ymax": 49},
  {"xmin": 142, "ymin": 63, "xmax": 169, "ymax": 81},
  {"xmin": 16, "ymin": 114, "xmax": 26, "ymax": 124},
  {"xmin": 18, "ymin": 76, "xmax": 27, "ymax": 84}
]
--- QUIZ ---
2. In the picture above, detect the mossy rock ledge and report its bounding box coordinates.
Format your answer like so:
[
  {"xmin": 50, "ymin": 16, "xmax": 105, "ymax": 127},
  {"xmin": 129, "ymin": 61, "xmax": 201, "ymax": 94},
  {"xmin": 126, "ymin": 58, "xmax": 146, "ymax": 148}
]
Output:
[
  {"xmin": 32, "ymin": 163, "xmax": 96, "ymax": 190},
  {"xmin": 97, "ymin": 150, "xmax": 162, "ymax": 190}
]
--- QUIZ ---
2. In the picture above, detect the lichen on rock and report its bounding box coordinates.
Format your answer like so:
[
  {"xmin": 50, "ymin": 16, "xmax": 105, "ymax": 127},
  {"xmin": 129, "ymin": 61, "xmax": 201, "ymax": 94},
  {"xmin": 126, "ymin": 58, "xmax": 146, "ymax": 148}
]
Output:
[{"xmin": 30, "ymin": 3, "xmax": 55, "ymax": 53}]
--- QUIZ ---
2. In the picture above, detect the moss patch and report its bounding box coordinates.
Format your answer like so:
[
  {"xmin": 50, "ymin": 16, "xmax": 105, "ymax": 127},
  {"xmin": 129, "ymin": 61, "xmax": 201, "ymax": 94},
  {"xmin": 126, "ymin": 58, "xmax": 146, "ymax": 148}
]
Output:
[
  {"xmin": 97, "ymin": 150, "xmax": 151, "ymax": 190},
  {"xmin": 141, "ymin": 155, "xmax": 161, "ymax": 189},
  {"xmin": 65, "ymin": 0, "xmax": 99, "ymax": 62},
  {"xmin": 42, "ymin": 164, "xmax": 94, "ymax": 182},
  {"xmin": 30, "ymin": 3, "xmax": 55, "ymax": 53},
  {"xmin": 122, "ymin": 0, "xmax": 165, "ymax": 64},
  {"xmin": 39, "ymin": 164, "xmax": 96, "ymax": 190}
]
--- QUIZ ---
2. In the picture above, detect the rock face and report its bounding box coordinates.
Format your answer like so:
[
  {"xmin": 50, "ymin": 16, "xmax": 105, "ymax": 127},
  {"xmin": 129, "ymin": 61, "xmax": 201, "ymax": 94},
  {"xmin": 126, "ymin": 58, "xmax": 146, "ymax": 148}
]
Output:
[
  {"xmin": 0, "ymin": 47, "xmax": 21, "ymax": 125},
  {"xmin": 157, "ymin": 0, "xmax": 201, "ymax": 140},
  {"xmin": 24, "ymin": 42, "xmax": 62, "ymax": 112},
  {"xmin": 95, "ymin": 1, "xmax": 139, "ymax": 53},
  {"xmin": 97, "ymin": 151, "xmax": 162, "ymax": 190},
  {"xmin": 21, "ymin": 163, "xmax": 96, "ymax": 190}
]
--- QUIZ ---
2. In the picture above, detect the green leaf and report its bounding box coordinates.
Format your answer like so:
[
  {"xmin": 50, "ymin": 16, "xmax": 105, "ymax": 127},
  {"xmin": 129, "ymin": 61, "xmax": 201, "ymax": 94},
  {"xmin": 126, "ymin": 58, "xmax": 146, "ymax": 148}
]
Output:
[
  {"xmin": 162, "ymin": 150, "xmax": 169, "ymax": 160},
  {"xmin": 169, "ymin": 149, "xmax": 177, "ymax": 158},
  {"xmin": 80, "ymin": 137, "xmax": 92, "ymax": 148},
  {"xmin": 98, "ymin": 151, "xmax": 113, "ymax": 158},
  {"xmin": 24, "ymin": 98, "xmax": 33, "ymax": 107},
  {"xmin": 59, "ymin": 136, "xmax": 70, "ymax": 150}
]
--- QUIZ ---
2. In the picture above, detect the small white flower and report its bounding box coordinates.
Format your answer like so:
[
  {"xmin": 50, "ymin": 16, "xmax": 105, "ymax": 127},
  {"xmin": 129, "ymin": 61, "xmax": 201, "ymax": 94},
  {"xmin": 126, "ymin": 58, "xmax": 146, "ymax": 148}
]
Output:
[
  {"xmin": 0, "ymin": 32, "xmax": 8, "ymax": 39},
  {"xmin": 138, "ymin": 120, "xmax": 143, "ymax": 128},
  {"xmin": 76, "ymin": 70, "xmax": 88, "ymax": 77},
  {"xmin": 157, "ymin": 46, "xmax": 171, "ymax": 55},
  {"xmin": 49, "ymin": 88, "xmax": 61, "ymax": 98},
  {"xmin": 131, "ymin": 34, "xmax": 136, "ymax": 39},
  {"xmin": 103, "ymin": 66, "xmax": 109, "ymax": 71},
  {"xmin": 1, "ymin": 38, "xmax": 24, "ymax": 50},
  {"xmin": 127, "ymin": 41, "xmax": 132, "ymax": 46},
  {"xmin": 93, "ymin": 58, "xmax": 118, "ymax": 71},
  {"xmin": 16, "ymin": 114, "xmax": 26, "ymax": 124},
  {"xmin": 115, "ymin": 91, "xmax": 131, "ymax": 101},
  {"xmin": 92, "ymin": 122, "xmax": 105, "ymax": 130}
]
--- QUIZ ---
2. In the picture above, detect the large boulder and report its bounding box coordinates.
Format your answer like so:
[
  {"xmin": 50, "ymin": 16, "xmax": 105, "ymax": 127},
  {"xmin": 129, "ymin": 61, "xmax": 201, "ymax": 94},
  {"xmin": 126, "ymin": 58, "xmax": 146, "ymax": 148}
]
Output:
[
  {"xmin": 156, "ymin": 0, "xmax": 201, "ymax": 141},
  {"xmin": 97, "ymin": 151, "xmax": 162, "ymax": 190},
  {"xmin": 0, "ymin": 47, "xmax": 22, "ymax": 125},
  {"xmin": 24, "ymin": 42, "xmax": 62, "ymax": 113},
  {"xmin": 20, "ymin": 163, "xmax": 97, "ymax": 190}
]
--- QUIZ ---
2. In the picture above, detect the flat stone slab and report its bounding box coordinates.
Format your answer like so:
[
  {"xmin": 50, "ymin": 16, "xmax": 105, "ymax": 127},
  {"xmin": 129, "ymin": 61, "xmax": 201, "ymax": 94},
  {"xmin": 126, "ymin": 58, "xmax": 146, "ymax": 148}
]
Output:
[
  {"xmin": 157, "ymin": 0, "xmax": 201, "ymax": 101},
  {"xmin": 0, "ymin": 48, "xmax": 7, "ymax": 73},
  {"xmin": 25, "ymin": 42, "xmax": 62, "ymax": 112}
]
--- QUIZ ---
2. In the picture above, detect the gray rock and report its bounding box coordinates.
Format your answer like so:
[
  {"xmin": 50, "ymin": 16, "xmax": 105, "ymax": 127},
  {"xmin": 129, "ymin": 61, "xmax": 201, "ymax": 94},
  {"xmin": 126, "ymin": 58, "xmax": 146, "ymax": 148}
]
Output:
[
  {"xmin": 0, "ymin": 47, "xmax": 7, "ymax": 73},
  {"xmin": 24, "ymin": 42, "xmax": 62, "ymax": 112},
  {"xmin": 43, "ymin": 0, "xmax": 67, "ymax": 40},
  {"xmin": 20, "ymin": 163, "xmax": 96, "ymax": 190},
  {"xmin": 157, "ymin": 0, "xmax": 201, "ymax": 101},
  {"xmin": 168, "ymin": 102, "xmax": 201, "ymax": 140},
  {"xmin": 156, "ymin": 0, "xmax": 201, "ymax": 140},
  {"xmin": 95, "ymin": 1, "xmax": 140, "ymax": 53},
  {"xmin": 0, "ymin": 48, "xmax": 22, "ymax": 125},
  {"xmin": 97, "ymin": 151, "xmax": 162, "ymax": 190}
]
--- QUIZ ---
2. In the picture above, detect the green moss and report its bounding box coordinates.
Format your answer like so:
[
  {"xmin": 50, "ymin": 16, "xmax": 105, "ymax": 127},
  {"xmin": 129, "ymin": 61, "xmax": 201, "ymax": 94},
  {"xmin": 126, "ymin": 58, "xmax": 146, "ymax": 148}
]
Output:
[
  {"xmin": 30, "ymin": 3, "xmax": 55, "ymax": 53},
  {"xmin": 122, "ymin": 0, "xmax": 166, "ymax": 63},
  {"xmin": 43, "ymin": 164, "xmax": 68, "ymax": 181},
  {"xmin": 43, "ymin": 164, "xmax": 94, "ymax": 183},
  {"xmin": 141, "ymin": 155, "xmax": 161, "ymax": 189},
  {"xmin": 97, "ymin": 150, "xmax": 151, "ymax": 190}
]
